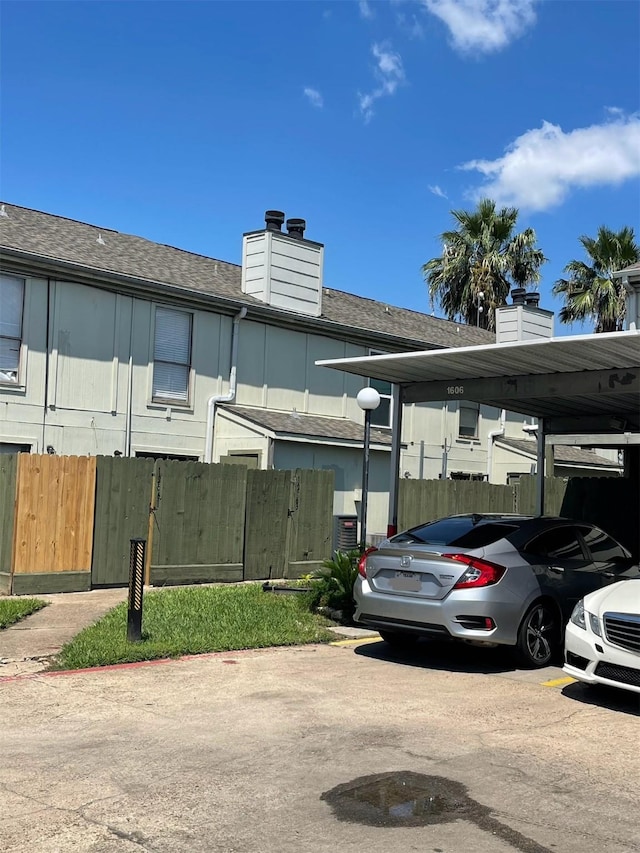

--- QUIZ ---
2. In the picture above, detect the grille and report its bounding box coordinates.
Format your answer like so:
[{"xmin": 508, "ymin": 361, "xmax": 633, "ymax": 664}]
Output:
[
  {"xmin": 594, "ymin": 662, "xmax": 640, "ymax": 688},
  {"xmin": 604, "ymin": 612, "xmax": 640, "ymax": 654}
]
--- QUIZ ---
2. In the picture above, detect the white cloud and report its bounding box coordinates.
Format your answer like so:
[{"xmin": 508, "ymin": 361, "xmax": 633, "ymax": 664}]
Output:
[
  {"xmin": 303, "ymin": 87, "xmax": 324, "ymax": 109},
  {"xmin": 421, "ymin": 0, "xmax": 537, "ymax": 53},
  {"xmin": 461, "ymin": 114, "xmax": 640, "ymax": 212},
  {"xmin": 396, "ymin": 11, "xmax": 425, "ymax": 39},
  {"xmin": 428, "ymin": 184, "xmax": 448, "ymax": 199},
  {"xmin": 358, "ymin": 42, "xmax": 405, "ymax": 122},
  {"xmin": 359, "ymin": 0, "xmax": 374, "ymax": 19}
]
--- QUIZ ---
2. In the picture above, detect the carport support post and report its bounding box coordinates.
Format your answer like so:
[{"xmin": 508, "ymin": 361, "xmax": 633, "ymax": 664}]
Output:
[
  {"xmin": 535, "ymin": 418, "xmax": 546, "ymax": 516},
  {"xmin": 387, "ymin": 385, "xmax": 403, "ymax": 537}
]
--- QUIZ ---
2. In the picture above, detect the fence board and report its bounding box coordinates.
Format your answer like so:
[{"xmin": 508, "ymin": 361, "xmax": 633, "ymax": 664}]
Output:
[
  {"xmin": 151, "ymin": 461, "xmax": 246, "ymax": 584},
  {"xmin": 517, "ymin": 475, "xmax": 567, "ymax": 516},
  {"xmin": 91, "ymin": 456, "xmax": 155, "ymax": 586},
  {"xmin": 0, "ymin": 453, "xmax": 18, "ymax": 592},
  {"xmin": 243, "ymin": 469, "xmax": 291, "ymax": 580},
  {"xmin": 399, "ymin": 479, "xmax": 515, "ymax": 530},
  {"xmin": 286, "ymin": 469, "xmax": 334, "ymax": 577},
  {"xmin": 12, "ymin": 454, "xmax": 96, "ymax": 575}
]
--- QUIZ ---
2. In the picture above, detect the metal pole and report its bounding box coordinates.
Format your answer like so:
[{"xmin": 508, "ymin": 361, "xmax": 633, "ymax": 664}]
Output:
[
  {"xmin": 387, "ymin": 385, "xmax": 403, "ymax": 538},
  {"xmin": 535, "ymin": 418, "xmax": 546, "ymax": 517},
  {"xmin": 127, "ymin": 538, "xmax": 146, "ymax": 642},
  {"xmin": 360, "ymin": 409, "xmax": 372, "ymax": 552}
]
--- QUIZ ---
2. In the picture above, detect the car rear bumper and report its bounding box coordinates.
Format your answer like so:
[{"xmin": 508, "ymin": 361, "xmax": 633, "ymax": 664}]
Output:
[
  {"xmin": 563, "ymin": 621, "xmax": 640, "ymax": 695},
  {"xmin": 354, "ymin": 578, "xmax": 522, "ymax": 646}
]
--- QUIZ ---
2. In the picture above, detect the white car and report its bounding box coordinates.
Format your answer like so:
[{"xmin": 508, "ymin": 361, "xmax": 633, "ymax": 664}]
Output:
[{"xmin": 564, "ymin": 579, "xmax": 640, "ymax": 694}]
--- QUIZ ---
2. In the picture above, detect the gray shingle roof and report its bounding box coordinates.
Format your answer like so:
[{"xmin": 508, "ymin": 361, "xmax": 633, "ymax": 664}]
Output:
[
  {"xmin": 497, "ymin": 437, "xmax": 619, "ymax": 469},
  {"xmin": 220, "ymin": 405, "xmax": 392, "ymax": 446},
  {"xmin": 0, "ymin": 202, "xmax": 493, "ymax": 350}
]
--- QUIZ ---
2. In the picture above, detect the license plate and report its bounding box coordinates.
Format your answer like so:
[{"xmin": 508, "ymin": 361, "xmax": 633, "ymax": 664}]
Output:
[{"xmin": 390, "ymin": 570, "xmax": 421, "ymax": 592}]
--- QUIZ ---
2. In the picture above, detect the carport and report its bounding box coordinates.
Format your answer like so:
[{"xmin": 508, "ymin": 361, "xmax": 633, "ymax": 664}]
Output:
[{"xmin": 317, "ymin": 329, "xmax": 640, "ymax": 538}]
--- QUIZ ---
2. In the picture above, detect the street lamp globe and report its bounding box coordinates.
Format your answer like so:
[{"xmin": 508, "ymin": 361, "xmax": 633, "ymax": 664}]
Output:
[{"xmin": 357, "ymin": 387, "xmax": 381, "ymax": 411}]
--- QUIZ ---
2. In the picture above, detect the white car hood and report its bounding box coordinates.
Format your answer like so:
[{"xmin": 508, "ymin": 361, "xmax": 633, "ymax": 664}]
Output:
[{"xmin": 584, "ymin": 579, "xmax": 640, "ymax": 617}]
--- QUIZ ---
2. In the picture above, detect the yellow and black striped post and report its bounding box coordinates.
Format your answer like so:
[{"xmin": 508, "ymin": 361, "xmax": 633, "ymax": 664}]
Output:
[{"xmin": 127, "ymin": 538, "xmax": 146, "ymax": 642}]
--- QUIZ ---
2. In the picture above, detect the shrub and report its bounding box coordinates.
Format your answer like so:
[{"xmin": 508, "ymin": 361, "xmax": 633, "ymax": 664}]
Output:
[{"xmin": 305, "ymin": 549, "xmax": 361, "ymax": 620}]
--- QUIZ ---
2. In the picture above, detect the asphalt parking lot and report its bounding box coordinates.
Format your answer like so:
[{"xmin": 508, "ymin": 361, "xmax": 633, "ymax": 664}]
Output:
[{"xmin": 1, "ymin": 638, "xmax": 638, "ymax": 853}]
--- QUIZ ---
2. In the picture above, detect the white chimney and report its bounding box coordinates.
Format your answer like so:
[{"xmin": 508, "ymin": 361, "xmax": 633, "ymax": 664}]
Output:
[
  {"xmin": 620, "ymin": 265, "xmax": 640, "ymax": 331},
  {"xmin": 241, "ymin": 211, "xmax": 324, "ymax": 317},
  {"xmin": 495, "ymin": 288, "xmax": 554, "ymax": 343}
]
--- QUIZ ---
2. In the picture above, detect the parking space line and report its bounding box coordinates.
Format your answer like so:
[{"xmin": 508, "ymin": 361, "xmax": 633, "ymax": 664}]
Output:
[{"xmin": 542, "ymin": 675, "xmax": 577, "ymax": 687}]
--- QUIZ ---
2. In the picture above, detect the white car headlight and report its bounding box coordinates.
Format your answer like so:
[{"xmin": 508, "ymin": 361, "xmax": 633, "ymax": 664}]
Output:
[
  {"xmin": 570, "ymin": 599, "xmax": 586, "ymax": 630},
  {"xmin": 588, "ymin": 612, "xmax": 602, "ymax": 637}
]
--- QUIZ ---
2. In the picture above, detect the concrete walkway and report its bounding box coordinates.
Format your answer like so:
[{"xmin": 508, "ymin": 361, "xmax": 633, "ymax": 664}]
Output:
[
  {"xmin": 0, "ymin": 588, "xmax": 129, "ymax": 677},
  {"xmin": 0, "ymin": 586, "xmax": 376, "ymax": 678}
]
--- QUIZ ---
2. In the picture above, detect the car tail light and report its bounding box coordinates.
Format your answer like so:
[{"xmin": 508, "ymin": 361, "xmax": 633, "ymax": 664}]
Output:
[
  {"xmin": 358, "ymin": 547, "xmax": 378, "ymax": 578},
  {"xmin": 443, "ymin": 554, "xmax": 506, "ymax": 589}
]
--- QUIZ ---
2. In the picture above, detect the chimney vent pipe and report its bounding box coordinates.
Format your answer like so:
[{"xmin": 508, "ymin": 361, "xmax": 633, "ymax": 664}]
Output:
[
  {"xmin": 524, "ymin": 292, "xmax": 540, "ymax": 308},
  {"xmin": 265, "ymin": 210, "xmax": 285, "ymax": 232},
  {"xmin": 511, "ymin": 287, "xmax": 526, "ymax": 306},
  {"xmin": 286, "ymin": 218, "xmax": 306, "ymax": 240}
]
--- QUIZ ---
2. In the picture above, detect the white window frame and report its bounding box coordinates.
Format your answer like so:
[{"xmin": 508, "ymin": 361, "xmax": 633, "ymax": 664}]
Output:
[
  {"xmin": 368, "ymin": 349, "xmax": 393, "ymax": 429},
  {"xmin": 150, "ymin": 305, "xmax": 194, "ymax": 406},
  {"xmin": 0, "ymin": 274, "xmax": 25, "ymax": 387},
  {"xmin": 458, "ymin": 402, "xmax": 479, "ymax": 440}
]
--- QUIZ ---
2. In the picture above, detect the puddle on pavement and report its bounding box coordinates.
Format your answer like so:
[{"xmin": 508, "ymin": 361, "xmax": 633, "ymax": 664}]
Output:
[{"xmin": 321, "ymin": 771, "xmax": 556, "ymax": 853}]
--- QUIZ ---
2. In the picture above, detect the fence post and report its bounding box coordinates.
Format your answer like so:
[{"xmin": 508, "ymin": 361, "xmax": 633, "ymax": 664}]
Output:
[{"xmin": 127, "ymin": 538, "xmax": 146, "ymax": 642}]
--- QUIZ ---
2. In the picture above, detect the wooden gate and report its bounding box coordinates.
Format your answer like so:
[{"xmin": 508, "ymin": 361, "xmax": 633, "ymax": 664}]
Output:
[
  {"xmin": 11, "ymin": 454, "xmax": 96, "ymax": 594},
  {"xmin": 243, "ymin": 468, "xmax": 334, "ymax": 580},
  {"xmin": 150, "ymin": 460, "xmax": 247, "ymax": 585}
]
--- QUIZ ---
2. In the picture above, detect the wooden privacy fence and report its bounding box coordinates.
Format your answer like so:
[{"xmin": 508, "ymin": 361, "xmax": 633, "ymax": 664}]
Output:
[
  {"xmin": 0, "ymin": 454, "xmax": 335, "ymax": 594},
  {"xmin": 8, "ymin": 454, "xmax": 96, "ymax": 595},
  {"xmin": 398, "ymin": 474, "xmax": 638, "ymax": 557}
]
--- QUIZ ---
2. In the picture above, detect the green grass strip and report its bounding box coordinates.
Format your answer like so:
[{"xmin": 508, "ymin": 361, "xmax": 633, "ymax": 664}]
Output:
[
  {"xmin": 54, "ymin": 584, "xmax": 334, "ymax": 670},
  {"xmin": 0, "ymin": 598, "xmax": 48, "ymax": 629}
]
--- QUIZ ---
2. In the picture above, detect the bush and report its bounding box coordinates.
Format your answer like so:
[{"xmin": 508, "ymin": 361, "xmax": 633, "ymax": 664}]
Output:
[{"xmin": 305, "ymin": 549, "xmax": 362, "ymax": 620}]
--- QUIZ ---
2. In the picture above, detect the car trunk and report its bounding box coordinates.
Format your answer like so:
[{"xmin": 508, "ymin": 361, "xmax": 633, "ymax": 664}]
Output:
[{"xmin": 365, "ymin": 546, "xmax": 471, "ymax": 600}]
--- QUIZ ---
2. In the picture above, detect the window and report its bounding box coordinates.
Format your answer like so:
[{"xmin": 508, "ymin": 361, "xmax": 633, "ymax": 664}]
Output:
[
  {"xmin": 152, "ymin": 307, "xmax": 192, "ymax": 403},
  {"xmin": 579, "ymin": 526, "xmax": 630, "ymax": 562},
  {"xmin": 135, "ymin": 451, "xmax": 199, "ymax": 461},
  {"xmin": 368, "ymin": 350, "xmax": 393, "ymax": 428},
  {"xmin": 0, "ymin": 275, "xmax": 24, "ymax": 384},
  {"xmin": 524, "ymin": 527, "xmax": 585, "ymax": 562},
  {"xmin": 458, "ymin": 403, "xmax": 479, "ymax": 439},
  {"xmin": 450, "ymin": 471, "xmax": 486, "ymax": 481}
]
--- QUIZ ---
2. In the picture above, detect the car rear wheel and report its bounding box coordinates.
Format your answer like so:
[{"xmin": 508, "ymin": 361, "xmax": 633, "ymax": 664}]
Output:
[
  {"xmin": 514, "ymin": 601, "xmax": 560, "ymax": 668},
  {"xmin": 379, "ymin": 630, "xmax": 419, "ymax": 649}
]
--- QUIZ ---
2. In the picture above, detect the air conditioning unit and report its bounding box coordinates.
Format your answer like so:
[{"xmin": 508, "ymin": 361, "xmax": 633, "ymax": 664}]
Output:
[{"xmin": 333, "ymin": 515, "xmax": 359, "ymax": 552}]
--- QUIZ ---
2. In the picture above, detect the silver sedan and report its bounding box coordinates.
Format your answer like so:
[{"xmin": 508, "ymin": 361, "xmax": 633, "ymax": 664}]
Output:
[{"xmin": 354, "ymin": 514, "xmax": 638, "ymax": 668}]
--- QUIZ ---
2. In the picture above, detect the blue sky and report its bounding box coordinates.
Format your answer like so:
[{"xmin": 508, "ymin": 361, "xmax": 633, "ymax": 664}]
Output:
[{"xmin": 2, "ymin": 0, "xmax": 639, "ymax": 334}]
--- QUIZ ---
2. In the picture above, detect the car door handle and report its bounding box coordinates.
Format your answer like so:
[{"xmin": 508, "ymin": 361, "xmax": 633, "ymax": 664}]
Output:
[{"xmin": 549, "ymin": 566, "xmax": 565, "ymax": 573}]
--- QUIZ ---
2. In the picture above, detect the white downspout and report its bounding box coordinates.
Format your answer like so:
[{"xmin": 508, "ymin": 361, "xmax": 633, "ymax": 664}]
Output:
[
  {"xmin": 486, "ymin": 409, "xmax": 506, "ymax": 483},
  {"xmin": 204, "ymin": 306, "xmax": 247, "ymax": 463}
]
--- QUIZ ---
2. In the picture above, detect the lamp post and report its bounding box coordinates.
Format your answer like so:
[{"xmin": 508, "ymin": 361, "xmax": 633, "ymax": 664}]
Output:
[
  {"xmin": 476, "ymin": 291, "xmax": 485, "ymax": 327},
  {"xmin": 356, "ymin": 387, "xmax": 381, "ymax": 552}
]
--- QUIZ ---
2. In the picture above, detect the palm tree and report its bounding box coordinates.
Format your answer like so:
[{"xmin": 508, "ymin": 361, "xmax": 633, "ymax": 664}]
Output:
[
  {"xmin": 422, "ymin": 199, "xmax": 546, "ymax": 330},
  {"xmin": 553, "ymin": 226, "xmax": 639, "ymax": 333}
]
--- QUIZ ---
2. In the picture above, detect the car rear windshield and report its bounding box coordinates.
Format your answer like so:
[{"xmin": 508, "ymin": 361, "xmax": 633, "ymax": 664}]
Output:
[{"xmin": 394, "ymin": 518, "xmax": 520, "ymax": 548}]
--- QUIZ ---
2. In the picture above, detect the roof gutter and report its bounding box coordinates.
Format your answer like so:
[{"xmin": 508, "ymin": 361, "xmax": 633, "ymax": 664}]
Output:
[{"xmin": 204, "ymin": 306, "xmax": 247, "ymax": 463}]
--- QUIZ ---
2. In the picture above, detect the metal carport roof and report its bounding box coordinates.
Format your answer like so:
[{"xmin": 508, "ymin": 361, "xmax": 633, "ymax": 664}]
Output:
[{"xmin": 318, "ymin": 330, "xmax": 640, "ymax": 433}]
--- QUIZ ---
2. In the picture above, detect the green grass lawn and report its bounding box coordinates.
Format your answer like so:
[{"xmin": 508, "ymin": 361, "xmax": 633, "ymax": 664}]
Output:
[
  {"xmin": 54, "ymin": 583, "xmax": 335, "ymax": 670},
  {"xmin": 0, "ymin": 597, "xmax": 48, "ymax": 629}
]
